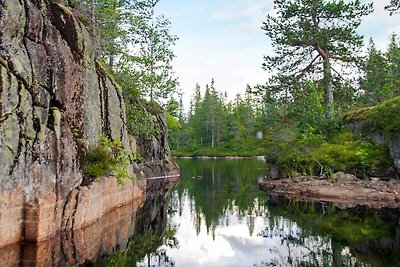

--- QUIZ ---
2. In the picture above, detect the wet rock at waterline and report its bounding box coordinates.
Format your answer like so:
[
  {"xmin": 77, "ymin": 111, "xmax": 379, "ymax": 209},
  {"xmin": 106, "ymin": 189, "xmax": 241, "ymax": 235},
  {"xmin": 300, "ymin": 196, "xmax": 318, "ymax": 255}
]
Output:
[{"xmin": 0, "ymin": 0, "xmax": 179, "ymax": 247}]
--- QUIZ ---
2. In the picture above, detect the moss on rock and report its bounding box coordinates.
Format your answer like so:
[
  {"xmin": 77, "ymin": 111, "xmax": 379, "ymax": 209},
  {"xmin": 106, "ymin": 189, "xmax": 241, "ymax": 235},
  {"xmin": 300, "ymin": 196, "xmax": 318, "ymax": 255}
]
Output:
[{"xmin": 344, "ymin": 96, "xmax": 400, "ymax": 139}]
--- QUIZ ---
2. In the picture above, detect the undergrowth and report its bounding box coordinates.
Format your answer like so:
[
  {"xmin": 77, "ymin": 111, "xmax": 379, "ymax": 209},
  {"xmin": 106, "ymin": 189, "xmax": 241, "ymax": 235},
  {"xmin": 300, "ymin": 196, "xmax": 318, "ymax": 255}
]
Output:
[
  {"xmin": 265, "ymin": 125, "xmax": 392, "ymax": 178},
  {"xmin": 83, "ymin": 136, "xmax": 136, "ymax": 184}
]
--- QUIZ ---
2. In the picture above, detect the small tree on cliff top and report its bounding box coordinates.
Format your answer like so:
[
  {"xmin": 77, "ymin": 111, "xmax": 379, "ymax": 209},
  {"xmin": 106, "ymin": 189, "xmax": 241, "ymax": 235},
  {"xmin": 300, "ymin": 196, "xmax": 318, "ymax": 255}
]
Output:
[{"xmin": 262, "ymin": 0, "xmax": 373, "ymax": 117}]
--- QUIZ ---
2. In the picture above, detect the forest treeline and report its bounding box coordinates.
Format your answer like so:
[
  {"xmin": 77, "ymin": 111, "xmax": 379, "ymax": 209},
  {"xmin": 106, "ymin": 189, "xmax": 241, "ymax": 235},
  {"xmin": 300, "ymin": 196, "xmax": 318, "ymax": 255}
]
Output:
[{"xmin": 170, "ymin": 0, "xmax": 400, "ymax": 177}]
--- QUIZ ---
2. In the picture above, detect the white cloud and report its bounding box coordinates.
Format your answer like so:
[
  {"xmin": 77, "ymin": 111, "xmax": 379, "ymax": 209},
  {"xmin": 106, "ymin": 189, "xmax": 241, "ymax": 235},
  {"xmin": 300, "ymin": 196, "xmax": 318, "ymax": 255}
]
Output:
[{"xmin": 211, "ymin": 0, "xmax": 272, "ymax": 33}]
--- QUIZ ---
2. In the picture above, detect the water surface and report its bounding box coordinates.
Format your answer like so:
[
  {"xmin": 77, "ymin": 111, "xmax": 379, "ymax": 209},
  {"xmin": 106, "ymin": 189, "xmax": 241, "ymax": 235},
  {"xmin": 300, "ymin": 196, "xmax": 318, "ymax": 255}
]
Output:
[
  {"xmin": 3, "ymin": 159, "xmax": 399, "ymax": 267},
  {"xmin": 152, "ymin": 159, "xmax": 400, "ymax": 267}
]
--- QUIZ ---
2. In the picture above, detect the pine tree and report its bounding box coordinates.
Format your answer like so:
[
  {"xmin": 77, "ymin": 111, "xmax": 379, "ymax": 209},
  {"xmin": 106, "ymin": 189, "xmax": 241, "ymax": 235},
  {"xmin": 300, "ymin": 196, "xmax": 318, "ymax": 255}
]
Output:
[{"xmin": 262, "ymin": 0, "xmax": 373, "ymax": 117}]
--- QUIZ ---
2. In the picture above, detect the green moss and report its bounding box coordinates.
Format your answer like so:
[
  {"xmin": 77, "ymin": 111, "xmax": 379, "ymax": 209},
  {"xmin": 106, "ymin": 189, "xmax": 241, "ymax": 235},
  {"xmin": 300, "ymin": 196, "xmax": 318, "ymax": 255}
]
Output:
[
  {"xmin": 96, "ymin": 60, "xmax": 116, "ymax": 81},
  {"xmin": 143, "ymin": 100, "xmax": 163, "ymax": 115},
  {"xmin": 344, "ymin": 96, "xmax": 400, "ymax": 139}
]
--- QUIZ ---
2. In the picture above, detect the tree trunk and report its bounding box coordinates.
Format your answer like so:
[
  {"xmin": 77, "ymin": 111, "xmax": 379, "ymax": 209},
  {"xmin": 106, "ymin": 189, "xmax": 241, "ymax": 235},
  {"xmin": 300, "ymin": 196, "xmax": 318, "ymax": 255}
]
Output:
[
  {"xmin": 323, "ymin": 54, "xmax": 334, "ymax": 118},
  {"xmin": 211, "ymin": 126, "xmax": 215, "ymax": 148}
]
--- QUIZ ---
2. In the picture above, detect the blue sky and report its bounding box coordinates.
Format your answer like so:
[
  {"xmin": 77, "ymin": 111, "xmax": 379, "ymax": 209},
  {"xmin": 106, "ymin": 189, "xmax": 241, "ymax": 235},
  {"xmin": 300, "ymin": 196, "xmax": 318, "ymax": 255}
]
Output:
[{"xmin": 156, "ymin": 0, "xmax": 400, "ymax": 111}]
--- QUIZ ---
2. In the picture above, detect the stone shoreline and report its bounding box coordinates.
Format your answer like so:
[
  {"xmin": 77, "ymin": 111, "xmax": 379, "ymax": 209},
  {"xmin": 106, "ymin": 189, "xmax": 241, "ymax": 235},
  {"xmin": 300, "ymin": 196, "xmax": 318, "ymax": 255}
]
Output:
[{"xmin": 258, "ymin": 172, "xmax": 400, "ymax": 209}]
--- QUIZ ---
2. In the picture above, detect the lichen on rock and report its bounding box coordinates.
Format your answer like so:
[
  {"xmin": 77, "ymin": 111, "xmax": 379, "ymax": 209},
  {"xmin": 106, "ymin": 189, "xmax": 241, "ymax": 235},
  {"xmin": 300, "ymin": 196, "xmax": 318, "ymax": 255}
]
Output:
[{"xmin": 0, "ymin": 0, "xmax": 178, "ymax": 247}]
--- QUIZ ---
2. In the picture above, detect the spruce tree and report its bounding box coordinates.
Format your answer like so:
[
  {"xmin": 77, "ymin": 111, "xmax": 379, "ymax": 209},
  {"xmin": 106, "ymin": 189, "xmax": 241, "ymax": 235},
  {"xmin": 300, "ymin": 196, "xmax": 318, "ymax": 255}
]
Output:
[{"xmin": 360, "ymin": 39, "xmax": 390, "ymax": 105}]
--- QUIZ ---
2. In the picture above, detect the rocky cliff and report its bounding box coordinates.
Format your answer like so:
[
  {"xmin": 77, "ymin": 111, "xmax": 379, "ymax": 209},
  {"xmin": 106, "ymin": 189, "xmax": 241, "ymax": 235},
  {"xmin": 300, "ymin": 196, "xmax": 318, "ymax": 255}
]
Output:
[{"xmin": 0, "ymin": 0, "xmax": 179, "ymax": 247}]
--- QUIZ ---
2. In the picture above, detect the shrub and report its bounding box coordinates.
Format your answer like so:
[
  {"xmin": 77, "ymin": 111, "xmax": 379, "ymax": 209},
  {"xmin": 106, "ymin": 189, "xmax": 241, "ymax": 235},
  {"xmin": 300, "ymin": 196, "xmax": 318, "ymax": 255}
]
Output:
[{"xmin": 83, "ymin": 136, "xmax": 135, "ymax": 184}]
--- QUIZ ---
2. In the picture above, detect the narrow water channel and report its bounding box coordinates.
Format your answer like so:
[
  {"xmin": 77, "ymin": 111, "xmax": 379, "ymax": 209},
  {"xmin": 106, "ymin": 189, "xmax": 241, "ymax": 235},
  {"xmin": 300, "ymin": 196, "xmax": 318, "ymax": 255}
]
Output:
[{"xmin": 140, "ymin": 159, "xmax": 400, "ymax": 267}]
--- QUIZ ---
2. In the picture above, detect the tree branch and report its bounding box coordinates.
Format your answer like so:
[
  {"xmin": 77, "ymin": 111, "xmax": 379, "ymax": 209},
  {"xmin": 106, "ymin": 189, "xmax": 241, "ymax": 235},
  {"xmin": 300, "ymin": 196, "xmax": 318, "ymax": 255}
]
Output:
[
  {"xmin": 296, "ymin": 55, "xmax": 320, "ymax": 80},
  {"xmin": 330, "ymin": 66, "xmax": 354, "ymax": 89}
]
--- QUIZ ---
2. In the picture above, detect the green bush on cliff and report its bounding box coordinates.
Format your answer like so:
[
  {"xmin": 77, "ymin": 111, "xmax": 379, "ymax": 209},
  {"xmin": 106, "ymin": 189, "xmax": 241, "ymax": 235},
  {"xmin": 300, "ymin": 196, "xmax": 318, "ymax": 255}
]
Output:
[
  {"xmin": 124, "ymin": 98, "xmax": 161, "ymax": 140},
  {"xmin": 83, "ymin": 136, "xmax": 135, "ymax": 183}
]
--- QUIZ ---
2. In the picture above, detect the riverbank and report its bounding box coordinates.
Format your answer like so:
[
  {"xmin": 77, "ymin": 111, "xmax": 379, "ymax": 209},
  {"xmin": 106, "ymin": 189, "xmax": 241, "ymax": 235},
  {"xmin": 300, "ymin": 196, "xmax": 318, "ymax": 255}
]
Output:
[{"xmin": 258, "ymin": 172, "xmax": 400, "ymax": 209}]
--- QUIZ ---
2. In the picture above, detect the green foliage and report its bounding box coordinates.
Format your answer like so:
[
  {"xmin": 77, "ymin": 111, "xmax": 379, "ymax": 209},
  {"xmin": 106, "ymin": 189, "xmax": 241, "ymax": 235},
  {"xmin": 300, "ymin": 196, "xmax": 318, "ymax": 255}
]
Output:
[
  {"xmin": 359, "ymin": 39, "xmax": 391, "ymax": 105},
  {"xmin": 166, "ymin": 113, "xmax": 181, "ymax": 131},
  {"xmin": 83, "ymin": 136, "xmax": 135, "ymax": 183},
  {"xmin": 171, "ymin": 80, "xmax": 262, "ymax": 156},
  {"xmin": 265, "ymin": 127, "xmax": 392, "ymax": 177},
  {"xmin": 261, "ymin": 0, "xmax": 373, "ymax": 115},
  {"xmin": 125, "ymin": 99, "xmax": 160, "ymax": 140},
  {"xmin": 132, "ymin": 6, "xmax": 179, "ymax": 101},
  {"xmin": 173, "ymin": 142, "xmax": 265, "ymax": 158},
  {"xmin": 387, "ymin": 33, "xmax": 400, "ymax": 97},
  {"xmin": 72, "ymin": 0, "xmax": 179, "ymax": 132},
  {"xmin": 359, "ymin": 35, "xmax": 400, "ymax": 106},
  {"xmin": 92, "ymin": 0, "xmax": 179, "ymax": 101},
  {"xmin": 344, "ymin": 96, "xmax": 400, "ymax": 139},
  {"xmin": 292, "ymin": 82, "xmax": 340, "ymax": 132}
]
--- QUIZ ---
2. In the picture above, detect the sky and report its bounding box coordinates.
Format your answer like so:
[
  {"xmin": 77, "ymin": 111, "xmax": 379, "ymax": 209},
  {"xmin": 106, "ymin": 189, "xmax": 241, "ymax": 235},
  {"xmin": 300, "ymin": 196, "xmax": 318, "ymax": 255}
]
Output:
[{"xmin": 156, "ymin": 0, "xmax": 400, "ymax": 112}]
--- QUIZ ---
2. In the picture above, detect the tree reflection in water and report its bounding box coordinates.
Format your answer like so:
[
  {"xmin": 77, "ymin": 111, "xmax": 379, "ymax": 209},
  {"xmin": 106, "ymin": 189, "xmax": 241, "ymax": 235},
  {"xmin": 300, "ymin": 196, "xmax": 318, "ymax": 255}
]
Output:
[
  {"xmin": 165, "ymin": 159, "xmax": 400, "ymax": 267},
  {"xmin": 255, "ymin": 198, "xmax": 400, "ymax": 267},
  {"xmin": 102, "ymin": 159, "xmax": 400, "ymax": 267}
]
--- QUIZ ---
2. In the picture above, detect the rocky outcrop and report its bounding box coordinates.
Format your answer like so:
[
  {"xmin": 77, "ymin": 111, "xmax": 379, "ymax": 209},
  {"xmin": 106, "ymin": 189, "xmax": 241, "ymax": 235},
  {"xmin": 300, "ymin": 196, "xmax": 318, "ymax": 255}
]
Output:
[
  {"xmin": 345, "ymin": 97, "xmax": 400, "ymax": 176},
  {"xmin": 0, "ymin": 0, "xmax": 179, "ymax": 247},
  {"xmin": 0, "ymin": 204, "xmax": 140, "ymax": 267},
  {"xmin": 347, "ymin": 122, "xmax": 400, "ymax": 176}
]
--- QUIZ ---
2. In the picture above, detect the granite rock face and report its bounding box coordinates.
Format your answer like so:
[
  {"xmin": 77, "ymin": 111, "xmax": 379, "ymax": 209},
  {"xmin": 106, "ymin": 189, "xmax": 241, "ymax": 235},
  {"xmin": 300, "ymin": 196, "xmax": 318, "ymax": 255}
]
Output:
[{"xmin": 0, "ymin": 0, "xmax": 178, "ymax": 247}]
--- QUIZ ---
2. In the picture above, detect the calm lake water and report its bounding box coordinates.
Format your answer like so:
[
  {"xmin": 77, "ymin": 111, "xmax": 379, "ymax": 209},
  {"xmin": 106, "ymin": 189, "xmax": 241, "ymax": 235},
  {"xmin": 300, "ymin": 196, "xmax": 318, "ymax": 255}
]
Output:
[
  {"xmin": 137, "ymin": 159, "xmax": 400, "ymax": 267},
  {"xmin": 5, "ymin": 159, "xmax": 399, "ymax": 266}
]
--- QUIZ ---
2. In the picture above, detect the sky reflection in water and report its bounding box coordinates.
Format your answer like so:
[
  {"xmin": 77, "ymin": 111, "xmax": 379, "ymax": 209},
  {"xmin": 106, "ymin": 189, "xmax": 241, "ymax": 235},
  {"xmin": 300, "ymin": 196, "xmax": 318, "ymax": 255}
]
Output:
[{"xmin": 155, "ymin": 159, "xmax": 400, "ymax": 267}]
